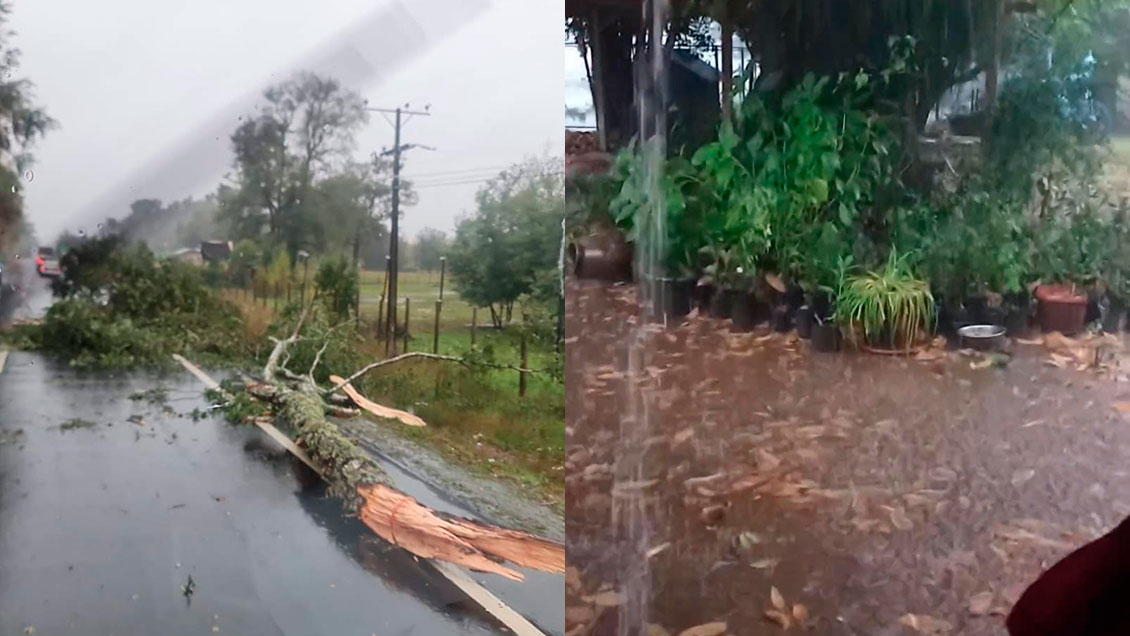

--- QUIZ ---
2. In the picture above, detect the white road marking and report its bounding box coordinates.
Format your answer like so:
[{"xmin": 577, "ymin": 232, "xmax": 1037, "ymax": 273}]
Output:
[{"xmin": 171, "ymin": 354, "xmax": 547, "ymax": 636}]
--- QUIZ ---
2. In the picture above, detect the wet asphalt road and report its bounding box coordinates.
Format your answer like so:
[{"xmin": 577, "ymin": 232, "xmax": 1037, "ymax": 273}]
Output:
[{"xmin": 0, "ymin": 273, "xmax": 563, "ymax": 636}]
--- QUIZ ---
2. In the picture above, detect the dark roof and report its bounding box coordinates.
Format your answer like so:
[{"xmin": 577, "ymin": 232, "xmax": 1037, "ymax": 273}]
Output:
[{"xmin": 200, "ymin": 240, "xmax": 232, "ymax": 262}]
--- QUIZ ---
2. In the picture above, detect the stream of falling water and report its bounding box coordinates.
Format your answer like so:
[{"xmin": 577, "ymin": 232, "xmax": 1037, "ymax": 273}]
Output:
[{"xmin": 613, "ymin": 1, "xmax": 669, "ymax": 632}]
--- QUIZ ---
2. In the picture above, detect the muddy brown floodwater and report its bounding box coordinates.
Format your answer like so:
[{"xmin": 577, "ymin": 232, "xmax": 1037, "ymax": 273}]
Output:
[{"xmin": 565, "ymin": 279, "xmax": 1130, "ymax": 636}]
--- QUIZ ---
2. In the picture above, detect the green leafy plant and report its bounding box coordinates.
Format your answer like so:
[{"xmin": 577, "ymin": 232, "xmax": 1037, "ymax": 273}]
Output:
[{"xmin": 837, "ymin": 250, "xmax": 934, "ymax": 350}]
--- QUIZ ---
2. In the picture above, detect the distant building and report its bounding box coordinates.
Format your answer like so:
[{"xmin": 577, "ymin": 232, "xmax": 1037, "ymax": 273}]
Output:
[{"xmin": 200, "ymin": 240, "xmax": 233, "ymax": 263}]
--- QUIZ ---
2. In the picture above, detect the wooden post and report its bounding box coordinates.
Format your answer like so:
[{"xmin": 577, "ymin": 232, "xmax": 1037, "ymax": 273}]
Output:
[
  {"xmin": 273, "ymin": 283, "xmax": 279, "ymax": 310},
  {"xmin": 287, "ymin": 280, "xmax": 292, "ymax": 305},
  {"xmin": 519, "ymin": 331, "xmax": 528, "ymax": 397},
  {"xmin": 589, "ymin": 7, "xmax": 608, "ymax": 151},
  {"xmin": 377, "ymin": 294, "xmax": 385, "ymax": 340},
  {"xmin": 403, "ymin": 298, "xmax": 411, "ymax": 353},
  {"xmin": 720, "ymin": 9, "xmax": 733, "ymax": 123},
  {"xmin": 438, "ymin": 257, "xmax": 447, "ymax": 301},
  {"xmin": 471, "ymin": 307, "xmax": 478, "ymax": 348},
  {"xmin": 433, "ymin": 300, "xmax": 442, "ymax": 354}
]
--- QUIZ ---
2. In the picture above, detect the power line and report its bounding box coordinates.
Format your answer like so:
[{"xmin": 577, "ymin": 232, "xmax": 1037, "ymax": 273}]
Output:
[{"xmin": 403, "ymin": 164, "xmax": 510, "ymax": 179}]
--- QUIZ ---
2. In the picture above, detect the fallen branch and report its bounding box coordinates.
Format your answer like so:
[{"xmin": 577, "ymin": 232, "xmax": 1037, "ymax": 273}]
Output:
[
  {"xmin": 247, "ymin": 318, "xmax": 566, "ymax": 581},
  {"xmin": 329, "ymin": 374, "xmax": 427, "ymax": 427},
  {"xmin": 322, "ymin": 351, "xmax": 549, "ymax": 397},
  {"xmin": 246, "ymin": 384, "xmax": 563, "ymax": 579}
]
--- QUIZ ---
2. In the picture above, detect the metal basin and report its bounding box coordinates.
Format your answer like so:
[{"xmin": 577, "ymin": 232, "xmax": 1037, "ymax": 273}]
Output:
[{"xmin": 958, "ymin": 324, "xmax": 1006, "ymax": 350}]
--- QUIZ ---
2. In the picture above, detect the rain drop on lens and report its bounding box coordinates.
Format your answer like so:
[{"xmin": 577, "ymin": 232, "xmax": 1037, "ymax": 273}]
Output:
[{"xmin": 23, "ymin": 170, "xmax": 33, "ymax": 182}]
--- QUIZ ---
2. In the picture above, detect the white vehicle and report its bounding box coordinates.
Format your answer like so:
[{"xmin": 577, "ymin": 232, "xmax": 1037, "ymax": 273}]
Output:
[{"xmin": 36, "ymin": 246, "xmax": 60, "ymax": 278}]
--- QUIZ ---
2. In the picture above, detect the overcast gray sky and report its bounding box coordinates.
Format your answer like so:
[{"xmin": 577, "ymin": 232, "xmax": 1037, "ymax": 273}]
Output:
[{"xmin": 9, "ymin": 0, "xmax": 562, "ymax": 244}]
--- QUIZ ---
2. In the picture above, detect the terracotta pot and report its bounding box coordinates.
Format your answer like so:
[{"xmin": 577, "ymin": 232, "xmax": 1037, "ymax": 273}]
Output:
[
  {"xmin": 1035, "ymin": 284, "xmax": 1088, "ymax": 335},
  {"xmin": 568, "ymin": 230, "xmax": 632, "ymax": 281}
]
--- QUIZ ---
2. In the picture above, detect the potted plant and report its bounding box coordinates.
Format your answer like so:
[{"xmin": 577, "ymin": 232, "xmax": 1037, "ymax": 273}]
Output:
[
  {"xmin": 810, "ymin": 257, "xmax": 851, "ymax": 352},
  {"xmin": 702, "ymin": 244, "xmax": 741, "ymax": 320},
  {"xmin": 837, "ymin": 250, "xmax": 935, "ymax": 352},
  {"xmin": 1101, "ymin": 204, "xmax": 1130, "ymax": 333},
  {"xmin": 1033, "ymin": 205, "xmax": 1103, "ymax": 335}
]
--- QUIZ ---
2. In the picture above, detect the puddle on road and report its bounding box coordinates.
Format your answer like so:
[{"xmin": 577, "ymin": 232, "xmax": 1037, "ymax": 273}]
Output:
[
  {"xmin": 566, "ymin": 280, "xmax": 1130, "ymax": 636},
  {"xmin": 0, "ymin": 354, "xmax": 516, "ymax": 635}
]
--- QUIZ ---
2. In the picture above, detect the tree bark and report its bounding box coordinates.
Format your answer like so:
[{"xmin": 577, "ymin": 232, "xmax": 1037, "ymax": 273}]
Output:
[{"xmin": 251, "ymin": 333, "xmax": 565, "ymax": 581}]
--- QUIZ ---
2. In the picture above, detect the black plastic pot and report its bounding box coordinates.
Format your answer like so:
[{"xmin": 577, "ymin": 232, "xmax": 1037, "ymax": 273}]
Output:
[
  {"xmin": 965, "ymin": 296, "xmax": 988, "ymax": 325},
  {"xmin": 796, "ymin": 305, "xmax": 814, "ymax": 339},
  {"xmin": 731, "ymin": 291, "xmax": 757, "ymax": 331},
  {"xmin": 1004, "ymin": 306, "xmax": 1030, "ymax": 337},
  {"xmin": 709, "ymin": 287, "xmax": 734, "ymax": 319},
  {"xmin": 983, "ymin": 306, "xmax": 1005, "ymax": 327},
  {"xmin": 694, "ymin": 283, "xmax": 714, "ymax": 313},
  {"xmin": 811, "ymin": 321, "xmax": 840, "ymax": 352},
  {"xmin": 1103, "ymin": 296, "xmax": 1127, "ymax": 333},
  {"xmin": 771, "ymin": 304, "xmax": 793, "ymax": 332},
  {"xmin": 1086, "ymin": 296, "xmax": 1103, "ymax": 325},
  {"xmin": 656, "ymin": 277, "xmax": 696, "ymax": 322},
  {"xmin": 785, "ymin": 284, "xmax": 806, "ymax": 311},
  {"xmin": 809, "ymin": 290, "xmax": 834, "ymax": 321}
]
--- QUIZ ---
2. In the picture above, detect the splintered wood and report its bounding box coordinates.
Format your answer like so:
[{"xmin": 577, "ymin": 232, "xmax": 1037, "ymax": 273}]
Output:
[
  {"xmin": 329, "ymin": 374, "xmax": 427, "ymax": 427},
  {"xmin": 358, "ymin": 484, "xmax": 565, "ymax": 582}
]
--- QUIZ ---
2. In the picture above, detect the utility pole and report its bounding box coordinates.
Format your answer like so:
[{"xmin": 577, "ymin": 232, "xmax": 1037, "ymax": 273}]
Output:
[{"xmin": 365, "ymin": 104, "xmax": 432, "ymax": 355}]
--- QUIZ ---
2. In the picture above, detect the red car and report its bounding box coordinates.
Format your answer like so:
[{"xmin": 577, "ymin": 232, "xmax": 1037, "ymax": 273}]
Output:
[{"xmin": 36, "ymin": 246, "xmax": 60, "ymax": 277}]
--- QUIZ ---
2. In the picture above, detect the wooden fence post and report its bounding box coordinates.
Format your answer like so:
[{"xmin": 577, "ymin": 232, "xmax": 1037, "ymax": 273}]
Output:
[
  {"xmin": 519, "ymin": 331, "xmax": 528, "ymax": 397},
  {"xmin": 471, "ymin": 307, "xmax": 478, "ymax": 348},
  {"xmin": 403, "ymin": 298, "xmax": 411, "ymax": 353},
  {"xmin": 433, "ymin": 300, "xmax": 442, "ymax": 354}
]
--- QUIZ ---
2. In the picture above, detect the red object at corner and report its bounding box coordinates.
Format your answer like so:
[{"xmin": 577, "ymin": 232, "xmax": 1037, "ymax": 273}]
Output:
[{"xmin": 1008, "ymin": 514, "xmax": 1130, "ymax": 635}]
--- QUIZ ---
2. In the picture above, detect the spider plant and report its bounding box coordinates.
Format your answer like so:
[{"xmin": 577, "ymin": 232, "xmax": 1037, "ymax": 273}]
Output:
[{"xmin": 837, "ymin": 250, "xmax": 935, "ymax": 350}]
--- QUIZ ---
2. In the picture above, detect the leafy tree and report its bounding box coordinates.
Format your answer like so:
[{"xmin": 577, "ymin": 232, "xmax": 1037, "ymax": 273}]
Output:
[
  {"xmin": 413, "ymin": 227, "xmax": 449, "ymax": 271},
  {"xmin": 314, "ymin": 256, "xmax": 358, "ymax": 320},
  {"xmin": 0, "ymin": 1, "xmax": 55, "ymax": 254},
  {"xmin": 222, "ymin": 72, "xmax": 368, "ymax": 258},
  {"xmin": 448, "ymin": 156, "xmax": 564, "ymax": 328}
]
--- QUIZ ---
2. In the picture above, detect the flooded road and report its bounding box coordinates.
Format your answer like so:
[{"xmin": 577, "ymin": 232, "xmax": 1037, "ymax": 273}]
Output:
[
  {"xmin": 0, "ymin": 351, "xmax": 559, "ymax": 635},
  {"xmin": 566, "ymin": 280, "xmax": 1130, "ymax": 636}
]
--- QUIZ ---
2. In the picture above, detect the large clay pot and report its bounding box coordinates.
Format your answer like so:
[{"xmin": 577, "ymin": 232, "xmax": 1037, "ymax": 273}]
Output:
[
  {"xmin": 1035, "ymin": 284, "xmax": 1088, "ymax": 335},
  {"xmin": 568, "ymin": 228, "xmax": 632, "ymax": 282}
]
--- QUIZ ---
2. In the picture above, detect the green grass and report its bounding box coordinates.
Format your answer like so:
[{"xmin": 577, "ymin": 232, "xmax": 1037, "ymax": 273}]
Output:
[{"xmin": 359, "ymin": 269, "xmax": 477, "ymax": 333}]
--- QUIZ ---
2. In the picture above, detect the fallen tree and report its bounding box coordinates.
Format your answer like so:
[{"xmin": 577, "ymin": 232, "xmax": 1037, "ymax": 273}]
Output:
[{"xmin": 233, "ymin": 303, "xmax": 565, "ymax": 582}]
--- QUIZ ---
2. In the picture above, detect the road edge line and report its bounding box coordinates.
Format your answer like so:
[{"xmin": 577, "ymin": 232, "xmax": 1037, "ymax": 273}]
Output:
[{"xmin": 171, "ymin": 354, "xmax": 547, "ymax": 636}]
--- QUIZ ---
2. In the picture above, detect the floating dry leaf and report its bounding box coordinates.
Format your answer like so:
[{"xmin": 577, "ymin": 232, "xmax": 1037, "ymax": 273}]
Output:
[
  {"xmin": 736, "ymin": 531, "xmax": 761, "ymax": 552},
  {"xmin": 1021, "ymin": 419, "xmax": 1045, "ymax": 428},
  {"xmin": 676, "ymin": 622, "xmax": 727, "ymax": 636},
  {"xmin": 1011, "ymin": 468, "xmax": 1036, "ymax": 486},
  {"xmin": 792, "ymin": 603, "xmax": 809, "ymax": 626},
  {"xmin": 898, "ymin": 613, "xmax": 953, "ymax": 634},
  {"xmin": 757, "ymin": 449, "xmax": 782, "ymax": 471},
  {"xmin": 968, "ymin": 591, "xmax": 993, "ymax": 616},
  {"xmin": 586, "ymin": 590, "xmax": 624, "ymax": 607},
  {"xmin": 647, "ymin": 624, "xmax": 672, "ymax": 636},
  {"xmin": 889, "ymin": 505, "xmax": 913, "ymax": 531},
  {"xmin": 646, "ymin": 542, "xmax": 671, "ymax": 559},
  {"xmin": 763, "ymin": 609, "xmax": 791, "ymax": 629},
  {"xmin": 750, "ymin": 557, "xmax": 781, "ymax": 570},
  {"xmin": 673, "ymin": 427, "xmax": 695, "ymax": 446},
  {"xmin": 1113, "ymin": 402, "xmax": 1130, "ymax": 414},
  {"xmin": 770, "ymin": 586, "xmax": 786, "ymax": 611}
]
